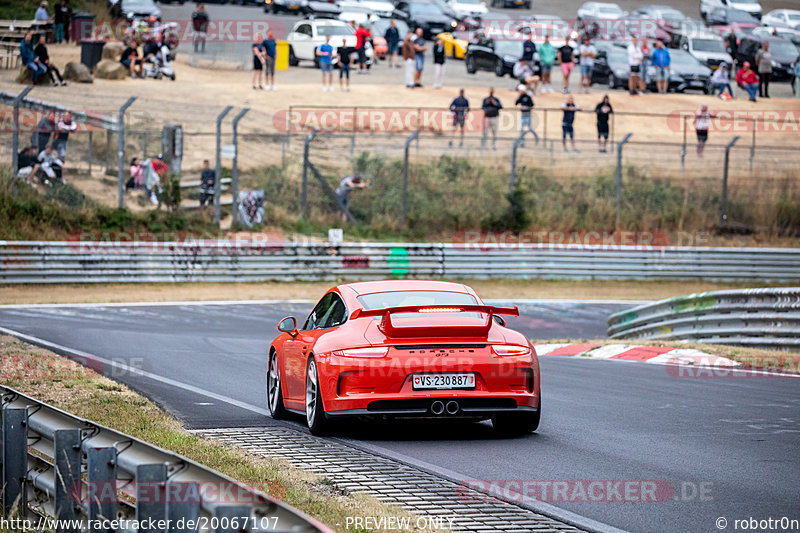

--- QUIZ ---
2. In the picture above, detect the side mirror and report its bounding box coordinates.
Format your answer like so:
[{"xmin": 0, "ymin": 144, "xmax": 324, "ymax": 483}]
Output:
[
  {"xmin": 278, "ymin": 316, "xmax": 298, "ymax": 336},
  {"xmin": 492, "ymin": 315, "xmax": 506, "ymax": 327}
]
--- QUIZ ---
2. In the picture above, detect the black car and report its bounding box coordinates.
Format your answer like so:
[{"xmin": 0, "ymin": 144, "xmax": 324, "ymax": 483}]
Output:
[
  {"xmin": 465, "ymin": 38, "xmax": 536, "ymax": 77},
  {"xmin": 489, "ymin": 0, "xmax": 530, "ymax": 9},
  {"xmin": 591, "ymin": 42, "xmax": 635, "ymax": 89},
  {"xmin": 395, "ymin": 0, "xmax": 457, "ymax": 39},
  {"xmin": 735, "ymin": 34, "xmax": 798, "ymax": 80},
  {"xmin": 110, "ymin": 0, "xmax": 161, "ymax": 21}
]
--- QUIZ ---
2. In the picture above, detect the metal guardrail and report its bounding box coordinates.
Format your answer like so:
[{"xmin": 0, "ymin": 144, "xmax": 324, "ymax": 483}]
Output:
[
  {"xmin": 1, "ymin": 241, "xmax": 800, "ymax": 283},
  {"xmin": 0, "ymin": 384, "xmax": 331, "ymax": 532},
  {"xmin": 607, "ymin": 288, "xmax": 800, "ymax": 350}
]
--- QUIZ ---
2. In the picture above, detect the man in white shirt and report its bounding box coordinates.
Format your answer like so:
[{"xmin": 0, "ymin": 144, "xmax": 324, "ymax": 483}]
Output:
[
  {"xmin": 627, "ymin": 37, "xmax": 643, "ymax": 95},
  {"xmin": 578, "ymin": 38, "xmax": 597, "ymax": 94}
]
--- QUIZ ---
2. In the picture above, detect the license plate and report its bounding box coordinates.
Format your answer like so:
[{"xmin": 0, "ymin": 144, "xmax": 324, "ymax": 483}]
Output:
[
  {"xmin": 515, "ymin": 0, "xmax": 524, "ymax": 4},
  {"xmin": 690, "ymin": 80, "xmax": 703, "ymax": 86},
  {"xmin": 412, "ymin": 373, "xmax": 476, "ymax": 390},
  {"xmin": 288, "ymin": 4, "xmax": 299, "ymax": 8}
]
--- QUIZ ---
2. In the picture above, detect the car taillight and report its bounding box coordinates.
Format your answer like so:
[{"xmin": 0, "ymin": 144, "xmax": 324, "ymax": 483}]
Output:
[
  {"xmin": 491, "ymin": 344, "xmax": 531, "ymax": 357},
  {"xmin": 332, "ymin": 347, "xmax": 389, "ymax": 358}
]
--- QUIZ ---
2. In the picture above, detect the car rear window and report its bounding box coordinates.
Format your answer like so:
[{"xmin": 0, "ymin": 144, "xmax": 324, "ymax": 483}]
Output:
[{"xmin": 357, "ymin": 291, "xmax": 478, "ymax": 309}]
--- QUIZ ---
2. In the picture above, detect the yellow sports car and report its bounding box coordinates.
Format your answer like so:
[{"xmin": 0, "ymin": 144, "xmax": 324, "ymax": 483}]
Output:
[{"xmin": 437, "ymin": 32, "xmax": 469, "ymax": 59}]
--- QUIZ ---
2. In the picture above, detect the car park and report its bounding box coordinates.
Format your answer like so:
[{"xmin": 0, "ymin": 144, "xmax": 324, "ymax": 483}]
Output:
[
  {"xmin": 705, "ymin": 7, "xmax": 760, "ymax": 34},
  {"xmin": 264, "ymin": 0, "xmax": 308, "ymax": 14},
  {"xmin": 438, "ymin": 31, "xmax": 469, "ymax": 59},
  {"xmin": 447, "ymin": 0, "xmax": 488, "ymax": 20},
  {"xmin": 369, "ymin": 18, "xmax": 409, "ymax": 58},
  {"xmin": 761, "ymin": 9, "xmax": 800, "ymax": 30},
  {"xmin": 394, "ymin": 0, "xmax": 458, "ymax": 39},
  {"xmin": 752, "ymin": 26, "xmax": 800, "ymax": 51},
  {"xmin": 631, "ymin": 5, "xmax": 688, "ymax": 38},
  {"xmin": 337, "ymin": 2, "xmax": 379, "ymax": 25},
  {"xmin": 735, "ymin": 34, "xmax": 798, "ymax": 80},
  {"xmin": 591, "ymin": 41, "xmax": 634, "ymax": 88},
  {"xmin": 111, "ymin": 0, "xmax": 161, "ymax": 22},
  {"xmin": 660, "ymin": 48, "xmax": 713, "ymax": 92},
  {"xmin": 465, "ymin": 37, "xmax": 533, "ymax": 77},
  {"xmin": 267, "ymin": 280, "xmax": 541, "ymax": 435},
  {"xmin": 487, "ymin": 0, "xmax": 529, "ymax": 10},
  {"xmin": 286, "ymin": 19, "xmax": 372, "ymax": 67},
  {"xmin": 577, "ymin": 2, "xmax": 626, "ymax": 21},
  {"xmin": 674, "ymin": 31, "xmax": 733, "ymax": 70},
  {"xmin": 700, "ymin": 0, "xmax": 762, "ymax": 21}
]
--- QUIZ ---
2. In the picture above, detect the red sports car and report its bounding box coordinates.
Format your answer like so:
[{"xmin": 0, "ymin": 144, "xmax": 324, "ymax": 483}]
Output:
[{"xmin": 266, "ymin": 280, "xmax": 541, "ymax": 435}]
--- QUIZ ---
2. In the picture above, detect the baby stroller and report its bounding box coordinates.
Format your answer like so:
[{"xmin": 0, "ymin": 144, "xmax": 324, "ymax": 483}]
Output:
[{"xmin": 142, "ymin": 41, "xmax": 176, "ymax": 81}]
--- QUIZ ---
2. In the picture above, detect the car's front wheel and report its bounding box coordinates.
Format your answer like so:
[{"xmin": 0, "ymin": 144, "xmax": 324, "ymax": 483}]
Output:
[
  {"xmin": 305, "ymin": 356, "xmax": 328, "ymax": 435},
  {"xmin": 608, "ymin": 73, "xmax": 616, "ymax": 89},
  {"xmin": 267, "ymin": 350, "xmax": 288, "ymax": 419},
  {"xmin": 288, "ymin": 46, "xmax": 299, "ymax": 67},
  {"xmin": 495, "ymin": 59, "xmax": 504, "ymax": 77},
  {"xmin": 466, "ymin": 54, "xmax": 476, "ymax": 74},
  {"xmin": 492, "ymin": 399, "xmax": 541, "ymax": 436}
]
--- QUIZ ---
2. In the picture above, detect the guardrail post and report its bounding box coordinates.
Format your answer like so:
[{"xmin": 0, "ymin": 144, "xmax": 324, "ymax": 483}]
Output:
[
  {"xmin": 720, "ymin": 136, "xmax": 740, "ymax": 228},
  {"xmin": 214, "ymin": 106, "xmax": 234, "ymax": 225},
  {"xmin": 680, "ymin": 115, "xmax": 687, "ymax": 171},
  {"xmin": 301, "ymin": 129, "xmax": 319, "ymax": 219},
  {"xmin": 230, "ymin": 108, "xmax": 250, "ymax": 228},
  {"xmin": 166, "ymin": 481, "xmax": 200, "ymax": 533},
  {"xmin": 117, "ymin": 97, "xmax": 137, "ymax": 209},
  {"xmin": 87, "ymin": 447, "xmax": 117, "ymax": 528},
  {"xmin": 350, "ymin": 106, "xmax": 357, "ymax": 155},
  {"xmin": 214, "ymin": 505, "xmax": 250, "ymax": 533},
  {"xmin": 749, "ymin": 119, "xmax": 756, "ymax": 173},
  {"xmin": 2, "ymin": 406, "xmax": 28, "ymax": 513},
  {"xmin": 11, "ymin": 86, "xmax": 34, "ymax": 177},
  {"xmin": 402, "ymin": 129, "xmax": 420, "ymax": 226},
  {"xmin": 136, "ymin": 464, "xmax": 167, "ymax": 531},
  {"xmin": 88, "ymin": 131, "xmax": 93, "ymax": 174},
  {"xmin": 54, "ymin": 429, "xmax": 82, "ymax": 530},
  {"xmin": 616, "ymin": 133, "xmax": 633, "ymax": 229},
  {"xmin": 509, "ymin": 134, "xmax": 525, "ymax": 196}
]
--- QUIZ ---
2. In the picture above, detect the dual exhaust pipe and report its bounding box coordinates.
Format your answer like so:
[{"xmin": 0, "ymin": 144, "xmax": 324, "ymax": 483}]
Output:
[{"xmin": 430, "ymin": 400, "xmax": 460, "ymax": 415}]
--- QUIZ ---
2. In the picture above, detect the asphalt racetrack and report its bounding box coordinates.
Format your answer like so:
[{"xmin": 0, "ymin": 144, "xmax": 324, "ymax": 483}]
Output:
[{"xmin": 1, "ymin": 301, "xmax": 798, "ymax": 533}]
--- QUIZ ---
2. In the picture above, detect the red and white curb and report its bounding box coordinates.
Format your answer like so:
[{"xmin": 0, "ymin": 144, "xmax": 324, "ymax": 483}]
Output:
[{"xmin": 533, "ymin": 343, "xmax": 740, "ymax": 367}]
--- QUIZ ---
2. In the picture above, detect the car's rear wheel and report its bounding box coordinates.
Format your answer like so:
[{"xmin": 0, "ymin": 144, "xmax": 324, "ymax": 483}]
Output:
[
  {"xmin": 466, "ymin": 54, "xmax": 476, "ymax": 74},
  {"xmin": 305, "ymin": 356, "xmax": 328, "ymax": 435},
  {"xmin": 492, "ymin": 399, "xmax": 541, "ymax": 436},
  {"xmin": 288, "ymin": 46, "xmax": 299, "ymax": 67},
  {"xmin": 495, "ymin": 59, "xmax": 504, "ymax": 77},
  {"xmin": 608, "ymin": 73, "xmax": 616, "ymax": 89},
  {"xmin": 267, "ymin": 350, "xmax": 288, "ymax": 419}
]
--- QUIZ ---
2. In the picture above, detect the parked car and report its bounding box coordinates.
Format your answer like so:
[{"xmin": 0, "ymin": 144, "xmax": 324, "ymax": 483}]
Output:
[
  {"xmin": 303, "ymin": 1, "xmax": 342, "ymax": 17},
  {"xmin": 394, "ymin": 0, "xmax": 458, "ymax": 39},
  {"xmin": 735, "ymin": 34, "xmax": 798, "ymax": 79},
  {"xmin": 591, "ymin": 41, "xmax": 636, "ymax": 88},
  {"xmin": 761, "ymin": 9, "xmax": 800, "ymax": 30},
  {"xmin": 705, "ymin": 7, "xmax": 760, "ymax": 34},
  {"xmin": 264, "ymin": 0, "xmax": 307, "ymax": 14},
  {"xmin": 437, "ymin": 31, "xmax": 469, "ymax": 58},
  {"xmin": 631, "ymin": 5, "xmax": 688, "ymax": 38},
  {"xmin": 286, "ymin": 19, "xmax": 372, "ymax": 67},
  {"xmin": 700, "ymin": 0, "xmax": 762, "ymax": 21},
  {"xmin": 488, "ymin": 0, "xmax": 529, "ymax": 10},
  {"xmin": 345, "ymin": 0, "xmax": 396, "ymax": 17},
  {"xmin": 368, "ymin": 18, "xmax": 410, "ymax": 58},
  {"xmin": 447, "ymin": 0, "xmax": 487, "ymax": 20},
  {"xmin": 337, "ymin": 2, "xmax": 379, "ymax": 25},
  {"xmin": 111, "ymin": 0, "xmax": 161, "ymax": 22},
  {"xmin": 674, "ymin": 31, "xmax": 733, "ymax": 70},
  {"xmin": 577, "ymin": 2, "xmax": 626, "ymax": 21},
  {"xmin": 520, "ymin": 15, "xmax": 575, "ymax": 49},
  {"xmin": 465, "ymin": 37, "xmax": 535, "ymax": 77},
  {"xmin": 663, "ymin": 48, "xmax": 714, "ymax": 92},
  {"xmin": 752, "ymin": 26, "xmax": 800, "ymax": 51}
]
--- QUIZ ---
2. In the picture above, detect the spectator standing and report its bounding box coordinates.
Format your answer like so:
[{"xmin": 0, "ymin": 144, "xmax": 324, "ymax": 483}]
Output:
[
  {"xmin": 54, "ymin": 111, "xmax": 76, "ymax": 161},
  {"xmin": 53, "ymin": 0, "xmax": 65, "ymax": 43},
  {"xmin": 594, "ymin": 95, "xmax": 613, "ymax": 153},
  {"xmin": 735, "ymin": 61, "xmax": 759, "ymax": 101},
  {"xmin": 192, "ymin": 4, "xmax": 209, "ymax": 53},
  {"xmin": 754, "ymin": 42, "xmax": 772, "ymax": 98},
  {"xmin": 317, "ymin": 35, "xmax": 334, "ymax": 91},
  {"xmin": 355, "ymin": 24, "xmax": 371, "ymax": 74},
  {"xmin": 251, "ymin": 34, "xmax": 265, "ymax": 89},
  {"xmin": 37, "ymin": 145, "xmax": 63, "ymax": 184},
  {"xmin": 20, "ymin": 33, "xmax": 47, "ymax": 84},
  {"xmin": 694, "ymin": 103, "xmax": 715, "ymax": 158},
  {"xmin": 627, "ymin": 37, "xmax": 644, "ymax": 95},
  {"xmin": 513, "ymin": 59, "xmax": 539, "ymax": 94},
  {"xmin": 402, "ymin": 32, "xmax": 415, "ymax": 88},
  {"xmin": 60, "ymin": 0, "xmax": 72, "ymax": 42},
  {"xmin": 538, "ymin": 35, "xmax": 556, "ymax": 93},
  {"xmin": 120, "ymin": 41, "xmax": 143, "ymax": 78},
  {"xmin": 199, "ymin": 159, "xmax": 215, "ymax": 208},
  {"xmin": 335, "ymin": 44, "xmax": 354, "ymax": 91},
  {"xmin": 126, "ymin": 157, "xmax": 143, "ymax": 190},
  {"xmin": 448, "ymin": 88, "xmax": 469, "ymax": 147},
  {"xmin": 17, "ymin": 147, "xmax": 40, "ymax": 184},
  {"xmin": 385, "ymin": 20, "xmax": 400, "ymax": 68},
  {"xmin": 578, "ymin": 38, "xmax": 597, "ymax": 94},
  {"xmin": 726, "ymin": 31, "xmax": 737, "ymax": 59},
  {"xmin": 432, "ymin": 37, "xmax": 445, "ymax": 88},
  {"xmin": 34, "ymin": 35, "xmax": 66, "ymax": 86},
  {"xmin": 480, "ymin": 88, "xmax": 502, "ymax": 150},
  {"xmin": 650, "ymin": 40, "xmax": 670, "ymax": 94},
  {"xmin": 335, "ymin": 175, "xmax": 367, "ymax": 222},
  {"xmin": 35, "ymin": 1, "xmax": 50, "ymax": 22},
  {"xmin": 558, "ymin": 42, "xmax": 574, "ymax": 94},
  {"xmin": 515, "ymin": 85, "xmax": 538, "ymax": 146},
  {"xmin": 793, "ymin": 55, "xmax": 800, "ymax": 97},
  {"xmin": 31, "ymin": 111, "xmax": 56, "ymax": 153},
  {"xmin": 711, "ymin": 64, "xmax": 733, "ymax": 98},
  {"xmin": 413, "ymin": 28, "xmax": 426, "ymax": 88},
  {"xmin": 561, "ymin": 95, "xmax": 580, "ymax": 153},
  {"xmin": 522, "ymin": 33, "xmax": 536, "ymax": 62},
  {"xmin": 262, "ymin": 30, "xmax": 277, "ymax": 90}
]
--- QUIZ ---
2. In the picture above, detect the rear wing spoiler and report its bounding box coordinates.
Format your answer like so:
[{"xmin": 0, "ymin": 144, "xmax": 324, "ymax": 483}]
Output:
[{"xmin": 349, "ymin": 305, "xmax": 519, "ymax": 338}]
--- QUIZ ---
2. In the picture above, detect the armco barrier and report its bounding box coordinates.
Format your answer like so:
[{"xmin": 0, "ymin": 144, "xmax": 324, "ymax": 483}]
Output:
[
  {"xmin": 1, "ymin": 241, "xmax": 800, "ymax": 283},
  {"xmin": 0, "ymin": 385, "xmax": 331, "ymax": 532},
  {"xmin": 607, "ymin": 288, "xmax": 800, "ymax": 350}
]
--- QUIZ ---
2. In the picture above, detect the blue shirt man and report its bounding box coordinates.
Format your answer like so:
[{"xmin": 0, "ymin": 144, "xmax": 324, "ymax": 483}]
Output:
[
  {"xmin": 319, "ymin": 42, "xmax": 332, "ymax": 64},
  {"xmin": 522, "ymin": 38, "xmax": 536, "ymax": 62},
  {"xmin": 262, "ymin": 35, "xmax": 276, "ymax": 59},
  {"xmin": 651, "ymin": 45, "xmax": 670, "ymax": 68}
]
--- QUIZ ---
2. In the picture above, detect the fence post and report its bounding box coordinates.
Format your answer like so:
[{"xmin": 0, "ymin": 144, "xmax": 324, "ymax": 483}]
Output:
[
  {"xmin": 11, "ymin": 86, "xmax": 34, "ymax": 177},
  {"xmin": 720, "ymin": 136, "xmax": 740, "ymax": 228},
  {"xmin": 88, "ymin": 130, "xmax": 93, "ymax": 174},
  {"xmin": 117, "ymin": 97, "xmax": 137, "ymax": 209},
  {"xmin": 616, "ymin": 133, "xmax": 633, "ymax": 229},
  {"xmin": 350, "ymin": 106, "xmax": 357, "ymax": 155},
  {"xmin": 680, "ymin": 115, "xmax": 687, "ymax": 170},
  {"xmin": 509, "ymin": 134, "xmax": 525, "ymax": 196},
  {"xmin": 301, "ymin": 129, "xmax": 319, "ymax": 219},
  {"xmin": 230, "ymin": 107, "xmax": 250, "ymax": 228},
  {"xmin": 214, "ymin": 106, "xmax": 234, "ymax": 224},
  {"xmin": 2, "ymin": 406, "xmax": 28, "ymax": 513},
  {"xmin": 749, "ymin": 118, "xmax": 756, "ymax": 172},
  {"xmin": 402, "ymin": 129, "xmax": 420, "ymax": 226}
]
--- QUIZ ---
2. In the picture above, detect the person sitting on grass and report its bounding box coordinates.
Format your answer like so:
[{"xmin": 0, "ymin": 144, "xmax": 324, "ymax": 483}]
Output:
[{"xmin": 16, "ymin": 147, "xmax": 40, "ymax": 185}]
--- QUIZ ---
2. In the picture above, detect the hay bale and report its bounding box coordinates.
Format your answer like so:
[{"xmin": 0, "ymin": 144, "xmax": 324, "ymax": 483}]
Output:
[
  {"xmin": 63, "ymin": 61, "xmax": 93, "ymax": 83},
  {"xmin": 94, "ymin": 59, "xmax": 128, "ymax": 80},
  {"xmin": 102, "ymin": 42, "xmax": 124, "ymax": 61}
]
